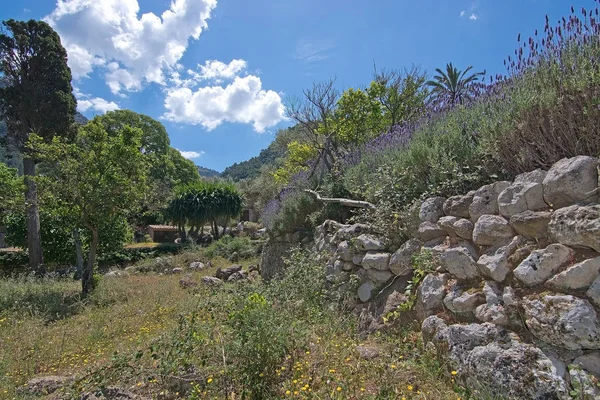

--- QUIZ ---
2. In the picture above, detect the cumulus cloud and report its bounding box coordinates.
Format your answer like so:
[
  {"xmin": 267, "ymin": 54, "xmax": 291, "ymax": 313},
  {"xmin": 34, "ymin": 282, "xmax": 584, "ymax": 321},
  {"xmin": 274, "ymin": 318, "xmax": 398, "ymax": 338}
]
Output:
[
  {"xmin": 460, "ymin": 10, "xmax": 465, "ymax": 17},
  {"xmin": 163, "ymin": 75, "xmax": 285, "ymax": 133},
  {"xmin": 74, "ymin": 87, "xmax": 120, "ymax": 114},
  {"xmin": 177, "ymin": 149, "xmax": 205, "ymax": 159},
  {"xmin": 194, "ymin": 59, "xmax": 247, "ymax": 81},
  {"xmin": 470, "ymin": 13, "xmax": 478, "ymax": 20},
  {"xmin": 45, "ymin": 0, "xmax": 217, "ymax": 94}
]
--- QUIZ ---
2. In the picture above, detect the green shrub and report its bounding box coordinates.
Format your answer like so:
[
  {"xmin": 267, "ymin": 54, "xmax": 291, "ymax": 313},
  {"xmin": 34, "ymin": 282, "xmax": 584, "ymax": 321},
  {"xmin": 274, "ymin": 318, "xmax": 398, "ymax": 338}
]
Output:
[{"xmin": 203, "ymin": 236, "xmax": 255, "ymax": 260}]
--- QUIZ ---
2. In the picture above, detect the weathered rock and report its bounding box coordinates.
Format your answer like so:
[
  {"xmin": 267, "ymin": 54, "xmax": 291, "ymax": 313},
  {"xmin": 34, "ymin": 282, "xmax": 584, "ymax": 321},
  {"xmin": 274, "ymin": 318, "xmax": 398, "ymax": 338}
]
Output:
[
  {"xmin": 437, "ymin": 216, "xmax": 458, "ymax": 236},
  {"xmin": 227, "ymin": 271, "xmax": 247, "ymax": 283},
  {"xmin": 587, "ymin": 276, "xmax": 600, "ymax": 307},
  {"xmin": 440, "ymin": 245, "xmax": 480, "ymax": 280},
  {"xmin": 573, "ymin": 352, "xmax": 600, "ymax": 377},
  {"xmin": 469, "ymin": 181, "xmax": 511, "ymax": 222},
  {"xmin": 547, "ymin": 257, "xmax": 600, "ymax": 290},
  {"xmin": 549, "ymin": 205, "xmax": 600, "ymax": 252},
  {"xmin": 444, "ymin": 283, "xmax": 485, "ymax": 314},
  {"xmin": 569, "ymin": 366, "xmax": 600, "ymax": 399},
  {"xmin": 513, "ymin": 244, "xmax": 574, "ymax": 286},
  {"xmin": 336, "ymin": 241, "xmax": 354, "ymax": 262},
  {"xmin": 215, "ymin": 265, "xmax": 242, "ymax": 280},
  {"xmin": 353, "ymin": 234, "xmax": 386, "ymax": 251},
  {"xmin": 357, "ymin": 281, "xmax": 376, "ymax": 302},
  {"xmin": 389, "ymin": 238, "xmax": 422, "ymax": 276},
  {"xmin": 419, "ymin": 196, "xmax": 446, "ymax": 222},
  {"xmin": 502, "ymin": 286, "xmax": 519, "ymax": 307},
  {"xmin": 352, "ymin": 253, "xmax": 365, "ymax": 266},
  {"xmin": 473, "ymin": 215, "xmax": 515, "ymax": 246},
  {"xmin": 332, "ymin": 223, "xmax": 371, "ymax": 243},
  {"xmin": 189, "ymin": 261, "xmax": 206, "ymax": 270},
  {"xmin": 543, "ymin": 156, "xmax": 599, "ymax": 209},
  {"xmin": 416, "ymin": 273, "xmax": 449, "ymax": 318},
  {"xmin": 477, "ymin": 236, "xmax": 527, "ymax": 282},
  {"xmin": 366, "ymin": 268, "xmax": 393, "ymax": 284},
  {"xmin": 522, "ymin": 294, "xmax": 600, "ymax": 350},
  {"xmin": 453, "ymin": 219, "xmax": 474, "ymax": 240},
  {"xmin": 361, "ymin": 251, "xmax": 390, "ymax": 271},
  {"xmin": 171, "ymin": 267, "xmax": 184, "ymax": 274},
  {"xmin": 443, "ymin": 192, "xmax": 475, "ymax": 219},
  {"xmin": 356, "ymin": 344, "xmax": 381, "ymax": 360},
  {"xmin": 421, "ymin": 317, "xmax": 570, "ymax": 399},
  {"xmin": 202, "ymin": 276, "xmax": 223, "ymax": 286},
  {"xmin": 418, "ymin": 221, "xmax": 446, "ymax": 242},
  {"xmin": 474, "ymin": 282, "xmax": 509, "ymax": 326},
  {"xmin": 179, "ymin": 274, "xmax": 198, "ymax": 289},
  {"xmin": 26, "ymin": 376, "xmax": 68, "ymax": 395},
  {"xmin": 342, "ymin": 261, "xmax": 355, "ymax": 271},
  {"xmin": 498, "ymin": 169, "xmax": 547, "ymax": 217},
  {"xmin": 509, "ymin": 210, "xmax": 552, "ymax": 240}
]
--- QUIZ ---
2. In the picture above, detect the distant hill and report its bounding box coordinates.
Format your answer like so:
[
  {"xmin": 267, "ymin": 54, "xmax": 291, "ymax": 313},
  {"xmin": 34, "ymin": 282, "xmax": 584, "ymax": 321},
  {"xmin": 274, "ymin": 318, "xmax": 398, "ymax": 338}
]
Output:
[
  {"xmin": 196, "ymin": 165, "xmax": 221, "ymax": 178},
  {"xmin": 75, "ymin": 112, "xmax": 88, "ymax": 125}
]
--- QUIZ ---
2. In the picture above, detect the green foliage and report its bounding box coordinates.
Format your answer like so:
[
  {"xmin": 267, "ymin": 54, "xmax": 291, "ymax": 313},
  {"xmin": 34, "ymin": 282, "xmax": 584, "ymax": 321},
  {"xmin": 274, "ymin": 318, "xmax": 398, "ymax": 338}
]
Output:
[
  {"xmin": 0, "ymin": 163, "xmax": 23, "ymax": 220},
  {"xmin": 0, "ymin": 19, "xmax": 76, "ymax": 148},
  {"xmin": 5, "ymin": 210, "xmax": 132, "ymax": 266},
  {"xmin": 265, "ymin": 192, "xmax": 320, "ymax": 236},
  {"xmin": 426, "ymin": 63, "xmax": 485, "ymax": 106},
  {"xmin": 401, "ymin": 249, "xmax": 437, "ymax": 311},
  {"xmin": 165, "ymin": 181, "xmax": 243, "ymax": 239},
  {"xmin": 203, "ymin": 236, "xmax": 255, "ymax": 260},
  {"xmin": 273, "ymin": 140, "xmax": 318, "ymax": 184},
  {"xmin": 196, "ymin": 165, "xmax": 221, "ymax": 179},
  {"xmin": 331, "ymin": 87, "xmax": 386, "ymax": 146}
]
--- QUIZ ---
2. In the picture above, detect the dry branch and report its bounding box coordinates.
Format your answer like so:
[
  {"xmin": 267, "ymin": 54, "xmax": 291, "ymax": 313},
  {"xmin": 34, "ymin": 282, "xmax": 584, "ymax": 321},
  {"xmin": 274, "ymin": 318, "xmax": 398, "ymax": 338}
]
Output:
[{"xmin": 304, "ymin": 189, "xmax": 377, "ymax": 210}]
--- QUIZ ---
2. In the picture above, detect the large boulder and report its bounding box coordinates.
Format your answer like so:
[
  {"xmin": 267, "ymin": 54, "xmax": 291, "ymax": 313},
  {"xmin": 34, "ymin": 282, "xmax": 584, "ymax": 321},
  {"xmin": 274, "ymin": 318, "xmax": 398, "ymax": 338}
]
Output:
[
  {"xmin": 542, "ymin": 156, "xmax": 599, "ymax": 209},
  {"xmin": 421, "ymin": 317, "xmax": 570, "ymax": 399},
  {"xmin": 453, "ymin": 219, "xmax": 474, "ymax": 240},
  {"xmin": 353, "ymin": 234, "xmax": 386, "ymax": 251},
  {"xmin": 443, "ymin": 192, "xmax": 475, "ymax": 218},
  {"xmin": 548, "ymin": 205, "xmax": 600, "ymax": 252},
  {"xmin": 202, "ymin": 276, "xmax": 224, "ymax": 286},
  {"xmin": 215, "ymin": 265, "xmax": 242, "ymax": 281},
  {"xmin": 388, "ymin": 238, "xmax": 422, "ymax": 276},
  {"xmin": 472, "ymin": 215, "xmax": 515, "ymax": 246},
  {"xmin": 547, "ymin": 257, "xmax": 600, "ymax": 290},
  {"xmin": 443, "ymin": 282, "xmax": 485, "ymax": 314},
  {"xmin": 336, "ymin": 241, "xmax": 355, "ymax": 262},
  {"xmin": 477, "ymin": 236, "xmax": 527, "ymax": 282},
  {"xmin": 522, "ymin": 294, "xmax": 600, "ymax": 350},
  {"xmin": 419, "ymin": 196, "xmax": 446, "ymax": 222},
  {"xmin": 366, "ymin": 268, "xmax": 393, "ymax": 284},
  {"xmin": 439, "ymin": 245, "xmax": 480, "ymax": 280},
  {"xmin": 498, "ymin": 169, "xmax": 547, "ymax": 217},
  {"xmin": 437, "ymin": 216, "xmax": 458, "ymax": 236},
  {"xmin": 361, "ymin": 251, "xmax": 390, "ymax": 271},
  {"xmin": 513, "ymin": 244, "xmax": 573, "ymax": 286},
  {"xmin": 357, "ymin": 281, "xmax": 376, "ymax": 303},
  {"xmin": 587, "ymin": 277, "xmax": 600, "ymax": 307},
  {"xmin": 509, "ymin": 210, "xmax": 552, "ymax": 240},
  {"xmin": 416, "ymin": 273, "xmax": 449, "ymax": 318},
  {"xmin": 418, "ymin": 221, "xmax": 446, "ymax": 242},
  {"xmin": 25, "ymin": 376, "xmax": 69, "ymax": 395},
  {"xmin": 469, "ymin": 181, "xmax": 511, "ymax": 222}
]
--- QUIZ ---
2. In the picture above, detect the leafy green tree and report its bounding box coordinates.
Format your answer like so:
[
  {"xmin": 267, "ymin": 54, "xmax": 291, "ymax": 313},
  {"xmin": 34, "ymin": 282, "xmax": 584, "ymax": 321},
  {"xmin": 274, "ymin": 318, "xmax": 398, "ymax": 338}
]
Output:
[
  {"xmin": 331, "ymin": 87, "xmax": 386, "ymax": 146},
  {"xmin": 31, "ymin": 120, "xmax": 147, "ymax": 295},
  {"xmin": 0, "ymin": 162, "xmax": 23, "ymax": 222},
  {"xmin": 0, "ymin": 19, "xmax": 76, "ymax": 271},
  {"xmin": 165, "ymin": 181, "xmax": 243, "ymax": 241},
  {"xmin": 426, "ymin": 63, "xmax": 485, "ymax": 106}
]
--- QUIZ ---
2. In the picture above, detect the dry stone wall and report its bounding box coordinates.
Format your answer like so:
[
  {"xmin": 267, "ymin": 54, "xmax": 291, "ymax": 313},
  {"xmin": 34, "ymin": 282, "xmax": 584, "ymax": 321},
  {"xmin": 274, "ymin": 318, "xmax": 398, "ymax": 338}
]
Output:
[{"xmin": 314, "ymin": 155, "xmax": 600, "ymax": 399}]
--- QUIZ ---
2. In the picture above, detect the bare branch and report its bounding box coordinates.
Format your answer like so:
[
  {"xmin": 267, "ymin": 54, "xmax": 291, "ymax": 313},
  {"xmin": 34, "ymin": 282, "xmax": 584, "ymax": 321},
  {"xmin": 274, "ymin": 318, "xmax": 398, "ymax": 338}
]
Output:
[{"xmin": 304, "ymin": 189, "xmax": 376, "ymax": 210}]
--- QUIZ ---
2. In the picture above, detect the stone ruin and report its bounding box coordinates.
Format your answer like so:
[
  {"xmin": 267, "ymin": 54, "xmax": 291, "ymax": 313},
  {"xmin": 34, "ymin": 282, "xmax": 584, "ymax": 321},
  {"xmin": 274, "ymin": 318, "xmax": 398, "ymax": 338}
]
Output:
[{"xmin": 313, "ymin": 155, "xmax": 600, "ymax": 399}]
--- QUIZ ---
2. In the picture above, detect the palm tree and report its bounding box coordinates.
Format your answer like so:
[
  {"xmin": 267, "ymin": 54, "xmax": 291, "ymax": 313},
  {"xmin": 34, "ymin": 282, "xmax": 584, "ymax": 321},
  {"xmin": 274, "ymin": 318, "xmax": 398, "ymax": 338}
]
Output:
[{"xmin": 426, "ymin": 63, "xmax": 485, "ymax": 106}]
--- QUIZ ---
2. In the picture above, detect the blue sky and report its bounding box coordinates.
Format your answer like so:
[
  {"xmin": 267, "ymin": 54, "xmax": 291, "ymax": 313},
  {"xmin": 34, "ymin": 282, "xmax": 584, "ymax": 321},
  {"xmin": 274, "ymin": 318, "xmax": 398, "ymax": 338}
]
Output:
[{"xmin": 0, "ymin": 0, "xmax": 593, "ymax": 171}]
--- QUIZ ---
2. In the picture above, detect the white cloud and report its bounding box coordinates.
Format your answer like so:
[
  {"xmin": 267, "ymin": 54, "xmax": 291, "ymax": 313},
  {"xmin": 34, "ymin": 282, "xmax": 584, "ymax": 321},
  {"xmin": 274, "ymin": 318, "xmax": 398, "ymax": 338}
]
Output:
[
  {"xmin": 196, "ymin": 59, "xmax": 247, "ymax": 81},
  {"xmin": 45, "ymin": 0, "xmax": 217, "ymax": 94},
  {"xmin": 470, "ymin": 13, "xmax": 478, "ymax": 20},
  {"xmin": 294, "ymin": 39, "xmax": 335, "ymax": 62},
  {"xmin": 460, "ymin": 10, "xmax": 465, "ymax": 17},
  {"xmin": 163, "ymin": 75, "xmax": 285, "ymax": 133},
  {"xmin": 74, "ymin": 87, "xmax": 120, "ymax": 114},
  {"xmin": 177, "ymin": 149, "xmax": 205, "ymax": 159}
]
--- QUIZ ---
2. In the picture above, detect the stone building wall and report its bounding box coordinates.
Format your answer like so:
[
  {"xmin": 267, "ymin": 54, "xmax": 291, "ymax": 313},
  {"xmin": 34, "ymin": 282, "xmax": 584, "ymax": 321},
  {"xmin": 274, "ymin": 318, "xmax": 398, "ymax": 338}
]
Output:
[{"xmin": 313, "ymin": 155, "xmax": 600, "ymax": 399}]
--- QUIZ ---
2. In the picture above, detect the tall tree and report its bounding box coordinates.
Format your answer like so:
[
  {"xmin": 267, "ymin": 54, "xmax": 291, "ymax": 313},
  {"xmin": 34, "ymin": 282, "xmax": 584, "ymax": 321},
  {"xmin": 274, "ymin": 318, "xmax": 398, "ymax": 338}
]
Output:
[
  {"xmin": 426, "ymin": 63, "xmax": 485, "ymax": 107},
  {"xmin": 0, "ymin": 19, "xmax": 76, "ymax": 271},
  {"xmin": 31, "ymin": 121, "xmax": 147, "ymax": 295}
]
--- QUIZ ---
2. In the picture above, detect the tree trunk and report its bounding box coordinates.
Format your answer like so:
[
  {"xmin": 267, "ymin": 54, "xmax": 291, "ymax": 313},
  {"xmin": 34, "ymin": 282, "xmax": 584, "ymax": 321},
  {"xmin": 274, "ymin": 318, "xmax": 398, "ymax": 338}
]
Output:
[
  {"xmin": 213, "ymin": 219, "xmax": 220, "ymax": 240},
  {"xmin": 23, "ymin": 158, "xmax": 44, "ymax": 274},
  {"xmin": 82, "ymin": 226, "xmax": 99, "ymax": 297},
  {"xmin": 73, "ymin": 228, "xmax": 83, "ymax": 280}
]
